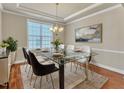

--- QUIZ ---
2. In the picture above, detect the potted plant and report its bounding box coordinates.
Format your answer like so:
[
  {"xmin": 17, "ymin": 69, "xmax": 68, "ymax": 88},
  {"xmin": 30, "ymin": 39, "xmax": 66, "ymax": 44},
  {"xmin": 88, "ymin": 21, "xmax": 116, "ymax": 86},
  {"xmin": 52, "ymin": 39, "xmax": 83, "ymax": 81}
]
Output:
[
  {"xmin": 2, "ymin": 37, "xmax": 18, "ymax": 64},
  {"xmin": 2, "ymin": 37, "xmax": 18, "ymax": 55},
  {"xmin": 0, "ymin": 42, "xmax": 9, "ymax": 55},
  {"xmin": 51, "ymin": 38, "xmax": 63, "ymax": 52}
]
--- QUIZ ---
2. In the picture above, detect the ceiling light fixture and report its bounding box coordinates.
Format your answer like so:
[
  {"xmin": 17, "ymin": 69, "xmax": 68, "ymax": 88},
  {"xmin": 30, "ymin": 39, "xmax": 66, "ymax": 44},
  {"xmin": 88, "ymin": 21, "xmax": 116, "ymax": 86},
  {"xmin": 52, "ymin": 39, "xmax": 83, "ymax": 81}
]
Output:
[{"xmin": 50, "ymin": 3, "xmax": 64, "ymax": 34}]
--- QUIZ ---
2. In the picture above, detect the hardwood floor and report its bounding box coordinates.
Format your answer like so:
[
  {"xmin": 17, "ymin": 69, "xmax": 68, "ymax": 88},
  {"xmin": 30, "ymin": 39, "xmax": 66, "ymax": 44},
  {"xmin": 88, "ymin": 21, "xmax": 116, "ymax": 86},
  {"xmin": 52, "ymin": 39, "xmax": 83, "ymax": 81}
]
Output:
[
  {"xmin": 1, "ymin": 63, "xmax": 124, "ymax": 89},
  {"xmin": 88, "ymin": 65, "xmax": 124, "ymax": 89},
  {"xmin": 9, "ymin": 64, "xmax": 23, "ymax": 89}
]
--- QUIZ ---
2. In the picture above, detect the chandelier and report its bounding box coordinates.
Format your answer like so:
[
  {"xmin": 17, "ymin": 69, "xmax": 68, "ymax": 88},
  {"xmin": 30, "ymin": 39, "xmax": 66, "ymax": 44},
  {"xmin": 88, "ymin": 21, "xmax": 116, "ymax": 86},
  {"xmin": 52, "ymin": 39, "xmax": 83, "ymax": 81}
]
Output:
[{"xmin": 50, "ymin": 3, "xmax": 64, "ymax": 33}]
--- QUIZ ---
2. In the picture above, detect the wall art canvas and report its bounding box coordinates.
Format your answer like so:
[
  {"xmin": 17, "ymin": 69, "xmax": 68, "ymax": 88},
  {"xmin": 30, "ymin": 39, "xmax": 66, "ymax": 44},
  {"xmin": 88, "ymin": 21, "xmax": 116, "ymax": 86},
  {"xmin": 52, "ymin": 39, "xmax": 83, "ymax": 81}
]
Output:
[{"xmin": 75, "ymin": 24, "xmax": 102, "ymax": 43}]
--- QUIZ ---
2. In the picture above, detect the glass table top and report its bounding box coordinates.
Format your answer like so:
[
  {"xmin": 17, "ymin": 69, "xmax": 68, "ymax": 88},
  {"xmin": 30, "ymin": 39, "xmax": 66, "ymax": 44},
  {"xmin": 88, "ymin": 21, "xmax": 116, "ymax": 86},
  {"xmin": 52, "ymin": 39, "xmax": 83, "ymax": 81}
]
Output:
[{"xmin": 31, "ymin": 48, "xmax": 97, "ymax": 65}]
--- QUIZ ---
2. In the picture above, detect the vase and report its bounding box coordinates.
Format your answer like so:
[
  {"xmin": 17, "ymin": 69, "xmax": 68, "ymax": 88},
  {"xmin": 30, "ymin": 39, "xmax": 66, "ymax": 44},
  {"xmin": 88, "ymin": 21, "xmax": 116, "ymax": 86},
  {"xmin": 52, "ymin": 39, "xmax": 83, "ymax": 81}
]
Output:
[
  {"xmin": 55, "ymin": 46, "xmax": 59, "ymax": 53},
  {"xmin": 6, "ymin": 49, "xmax": 10, "ymax": 56},
  {"xmin": 1, "ymin": 48, "xmax": 6, "ymax": 56},
  {"xmin": 8, "ymin": 51, "xmax": 16, "ymax": 64}
]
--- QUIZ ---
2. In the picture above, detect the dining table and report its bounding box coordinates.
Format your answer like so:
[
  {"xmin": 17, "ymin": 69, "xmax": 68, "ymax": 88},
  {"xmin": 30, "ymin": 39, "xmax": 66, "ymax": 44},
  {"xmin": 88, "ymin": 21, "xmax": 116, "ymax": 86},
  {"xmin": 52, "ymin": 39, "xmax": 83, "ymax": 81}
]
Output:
[{"xmin": 32, "ymin": 48, "xmax": 97, "ymax": 89}]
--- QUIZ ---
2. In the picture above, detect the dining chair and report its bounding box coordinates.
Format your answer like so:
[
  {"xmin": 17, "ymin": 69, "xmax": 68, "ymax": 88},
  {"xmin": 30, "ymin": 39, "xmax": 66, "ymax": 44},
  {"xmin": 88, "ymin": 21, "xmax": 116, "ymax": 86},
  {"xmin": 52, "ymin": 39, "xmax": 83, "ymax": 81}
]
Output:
[
  {"xmin": 58, "ymin": 44, "xmax": 65, "ymax": 54},
  {"xmin": 22, "ymin": 48, "xmax": 33, "ymax": 77},
  {"xmin": 75, "ymin": 46, "xmax": 93, "ymax": 75},
  {"xmin": 23, "ymin": 47, "xmax": 49, "ymax": 71},
  {"xmin": 28, "ymin": 51, "xmax": 59, "ymax": 88},
  {"xmin": 22, "ymin": 48, "xmax": 31, "ymax": 73},
  {"xmin": 34, "ymin": 48, "xmax": 50, "ymax": 62},
  {"xmin": 66, "ymin": 45, "xmax": 76, "ymax": 71},
  {"xmin": 59, "ymin": 44, "xmax": 64, "ymax": 49}
]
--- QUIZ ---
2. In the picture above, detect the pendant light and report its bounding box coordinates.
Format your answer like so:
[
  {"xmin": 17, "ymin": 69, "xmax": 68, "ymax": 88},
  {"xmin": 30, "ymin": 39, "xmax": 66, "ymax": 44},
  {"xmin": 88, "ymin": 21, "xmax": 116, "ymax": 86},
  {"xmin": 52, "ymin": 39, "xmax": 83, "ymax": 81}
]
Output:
[{"xmin": 50, "ymin": 3, "xmax": 64, "ymax": 34}]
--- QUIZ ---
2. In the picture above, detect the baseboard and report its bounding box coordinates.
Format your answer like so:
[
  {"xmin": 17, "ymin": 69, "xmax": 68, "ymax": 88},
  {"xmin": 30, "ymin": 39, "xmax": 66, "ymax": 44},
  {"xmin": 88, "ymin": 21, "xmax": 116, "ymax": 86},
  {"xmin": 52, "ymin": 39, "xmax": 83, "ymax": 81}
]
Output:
[
  {"xmin": 92, "ymin": 62, "xmax": 124, "ymax": 75},
  {"xmin": 14, "ymin": 59, "xmax": 25, "ymax": 64}
]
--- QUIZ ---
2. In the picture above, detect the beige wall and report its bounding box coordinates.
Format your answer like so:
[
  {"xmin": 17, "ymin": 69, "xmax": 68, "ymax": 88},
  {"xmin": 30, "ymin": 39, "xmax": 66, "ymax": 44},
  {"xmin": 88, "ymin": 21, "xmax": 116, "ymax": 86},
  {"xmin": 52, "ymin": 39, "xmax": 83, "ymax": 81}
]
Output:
[
  {"xmin": 2, "ymin": 13, "xmax": 27, "ymax": 61},
  {"xmin": 2, "ymin": 12, "xmax": 64, "ymax": 62},
  {"xmin": 2, "ymin": 13, "xmax": 27, "ymax": 47},
  {"xmin": 65, "ymin": 6, "xmax": 124, "ymax": 72}
]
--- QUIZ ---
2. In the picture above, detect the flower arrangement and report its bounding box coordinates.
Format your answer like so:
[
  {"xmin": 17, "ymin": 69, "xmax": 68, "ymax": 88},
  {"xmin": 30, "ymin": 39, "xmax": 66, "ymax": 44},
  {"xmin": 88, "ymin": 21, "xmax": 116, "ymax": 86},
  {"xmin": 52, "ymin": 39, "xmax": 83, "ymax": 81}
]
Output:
[
  {"xmin": 51, "ymin": 39, "xmax": 63, "ymax": 52},
  {"xmin": 0, "ymin": 42, "xmax": 9, "ymax": 48}
]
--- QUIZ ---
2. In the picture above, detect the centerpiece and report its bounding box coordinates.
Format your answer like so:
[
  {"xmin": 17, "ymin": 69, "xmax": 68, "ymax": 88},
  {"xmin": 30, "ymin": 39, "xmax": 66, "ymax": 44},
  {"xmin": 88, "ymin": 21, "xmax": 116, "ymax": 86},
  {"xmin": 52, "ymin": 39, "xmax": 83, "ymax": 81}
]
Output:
[{"xmin": 51, "ymin": 38, "xmax": 63, "ymax": 52}]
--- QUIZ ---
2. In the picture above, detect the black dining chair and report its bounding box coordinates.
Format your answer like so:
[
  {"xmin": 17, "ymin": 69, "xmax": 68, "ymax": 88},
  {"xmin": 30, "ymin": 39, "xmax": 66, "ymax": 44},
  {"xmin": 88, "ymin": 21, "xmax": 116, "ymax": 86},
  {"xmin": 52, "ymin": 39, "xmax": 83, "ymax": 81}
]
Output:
[
  {"xmin": 22, "ymin": 48, "xmax": 27, "ymax": 70},
  {"xmin": 22, "ymin": 48, "xmax": 33, "ymax": 77},
  {"xmin": 28, "ymin": 51, "xmax": 59, "ymax": 88},
  {"xmin": 22, "ymin": 48, "xmax": 30, "ymax": 73}
]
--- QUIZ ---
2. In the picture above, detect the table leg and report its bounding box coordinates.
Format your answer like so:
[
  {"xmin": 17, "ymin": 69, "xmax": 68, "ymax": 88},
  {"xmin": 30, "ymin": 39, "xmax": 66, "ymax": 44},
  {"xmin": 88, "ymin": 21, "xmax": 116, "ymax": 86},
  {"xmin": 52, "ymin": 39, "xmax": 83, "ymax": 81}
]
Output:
[
  {"xmin": 59, "ymin": 60, "xmax": 64, "ymax": 89},
  {"xmin": 85, "ymin": 62, "xmax": 89, "ymax": 81}
]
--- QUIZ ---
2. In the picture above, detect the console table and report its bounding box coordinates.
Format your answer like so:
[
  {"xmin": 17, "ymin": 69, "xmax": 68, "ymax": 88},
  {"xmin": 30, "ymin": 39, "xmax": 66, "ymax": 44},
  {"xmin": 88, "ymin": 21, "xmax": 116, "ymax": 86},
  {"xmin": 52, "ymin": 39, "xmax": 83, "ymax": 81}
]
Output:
[{"xmin": 0, "ymin": 54, "xmax": 10, "ymax": 88}]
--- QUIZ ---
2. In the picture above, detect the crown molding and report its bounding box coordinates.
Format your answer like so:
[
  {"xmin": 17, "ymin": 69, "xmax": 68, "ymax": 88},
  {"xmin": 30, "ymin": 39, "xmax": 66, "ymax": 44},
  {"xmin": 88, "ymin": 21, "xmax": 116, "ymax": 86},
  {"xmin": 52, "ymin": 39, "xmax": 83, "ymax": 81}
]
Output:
[
  {"xmin": 16, "ymin": 4, "xmax": 64, "ymax": 22},
  {"xmin": 64, "ymin": 3, "xmax": 103, "ymax": 21},
  {"xmin": 2, "ymin": 4, "xmax": 122, "ymax": 25},
  {"xmin": 66, "ymin": 4, "xmax": 122, "ymax": 25},
  {"xmin": 2, "ymin": 9, "xmax": 65, "ymax": 25}
]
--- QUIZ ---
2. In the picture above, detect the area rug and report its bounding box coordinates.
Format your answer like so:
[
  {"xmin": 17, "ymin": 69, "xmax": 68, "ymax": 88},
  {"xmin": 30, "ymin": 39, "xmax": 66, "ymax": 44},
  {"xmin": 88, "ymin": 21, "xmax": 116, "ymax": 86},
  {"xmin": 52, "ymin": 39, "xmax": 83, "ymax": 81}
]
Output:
[{"xmin": 20, "ymin": 63, "xmax": 108, "ymax": 89}]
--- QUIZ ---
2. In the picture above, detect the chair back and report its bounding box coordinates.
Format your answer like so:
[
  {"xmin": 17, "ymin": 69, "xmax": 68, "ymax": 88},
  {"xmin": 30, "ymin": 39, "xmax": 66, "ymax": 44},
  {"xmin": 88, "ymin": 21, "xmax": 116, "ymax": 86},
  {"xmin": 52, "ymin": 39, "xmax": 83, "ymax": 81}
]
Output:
[
  {"xmin": 22, "ymin": 48, "xmax": 27, "ymax": 59},
  {"xmin": 75, "ymin": 46, "xmax": 92, "ymax": 62},
  {"xmin": 28, "ymin": 51, "xmax": 43, "ymax": 75},
  {"xmin": 76, "ymin": 46, "xmax": 91, "ymax": 53},
  {"xmin": 59, "ymin": 44, "xmax": 65, "ymax": 49},
  {"xmin": 66, "ymin": 45, "xmax": 74, "ymax": 50},
  {"xmin": 66, "ymin": 45, "xmax": 75, "ymax": 55},
  {"xmin": 22, "ymin": 48, "xmax": 31, "ymax": 65}
]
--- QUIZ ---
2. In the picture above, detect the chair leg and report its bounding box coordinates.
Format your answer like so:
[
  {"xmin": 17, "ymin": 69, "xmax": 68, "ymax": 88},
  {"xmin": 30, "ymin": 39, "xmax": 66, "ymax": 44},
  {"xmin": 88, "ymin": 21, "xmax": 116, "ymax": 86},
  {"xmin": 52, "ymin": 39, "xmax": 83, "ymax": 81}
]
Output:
[
  {"xmin": 50, "ymin": 74, "xmax": 54, "ymax": 89},
  {"xmin": 24, "ymin": 59, "xmax": 27, "ymax": 72},
  {"xmin": 33, "ymin": 76, "xmax": 37, "ymax": 88},
  {"xmin": 46, "ymin": 75, "xmax": 49, "ymax": 83},
  {"xmin": 79, "ymin": 63, "xmax": 82, "ymax": 69},
  {"xmin": 25, "ymin": 63, "xmax": 28, "ymax": 72},
  {"xmin": 75, "ymin": 63, "xmax": 79, "ymax": 72},
  {"xmin": 70, "ymin": 62, "xmax": 73, "ymax": 71},
  {"xmin": 27, "ymin": 65, "xmax": 31, "ymax": 77},
  {"xmin": 84, "ymin": 62, "xmax": 89, "ymax": 80},
  {"xmin": 30, "ymin": 72, "xmax": 33, "ymax": 85},
  {"xmin": 40, "ymin": 77, "xmax": 42, "ymax": 88},
  {"xmin": 89, "ymin": 63, "xmax": 94, "ymax": 76}
]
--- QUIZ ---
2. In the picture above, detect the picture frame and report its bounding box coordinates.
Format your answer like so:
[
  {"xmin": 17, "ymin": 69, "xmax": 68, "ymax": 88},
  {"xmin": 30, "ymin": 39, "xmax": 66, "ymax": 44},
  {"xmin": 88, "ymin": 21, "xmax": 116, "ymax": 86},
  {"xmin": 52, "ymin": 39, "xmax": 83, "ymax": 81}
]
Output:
[{"xmin": 75, "ymin": 23, "xmax": 102, "ymax": 43}]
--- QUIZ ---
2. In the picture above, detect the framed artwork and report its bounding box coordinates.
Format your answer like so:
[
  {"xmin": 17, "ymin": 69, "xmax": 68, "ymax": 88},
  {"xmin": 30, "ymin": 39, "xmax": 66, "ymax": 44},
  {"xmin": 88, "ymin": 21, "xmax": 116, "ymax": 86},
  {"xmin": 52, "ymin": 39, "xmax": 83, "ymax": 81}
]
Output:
[{"xmin": 75, "ymin": 23, "xmax": 102, "ymax": 43}]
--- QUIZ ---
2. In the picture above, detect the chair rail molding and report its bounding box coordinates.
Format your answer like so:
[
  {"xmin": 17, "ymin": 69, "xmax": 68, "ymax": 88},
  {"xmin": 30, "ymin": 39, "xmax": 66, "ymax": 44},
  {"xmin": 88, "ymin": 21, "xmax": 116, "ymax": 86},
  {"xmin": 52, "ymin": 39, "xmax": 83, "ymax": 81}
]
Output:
[{"xmin": 92, "ymin": 48, "xmax": 124, "ymax": 54}]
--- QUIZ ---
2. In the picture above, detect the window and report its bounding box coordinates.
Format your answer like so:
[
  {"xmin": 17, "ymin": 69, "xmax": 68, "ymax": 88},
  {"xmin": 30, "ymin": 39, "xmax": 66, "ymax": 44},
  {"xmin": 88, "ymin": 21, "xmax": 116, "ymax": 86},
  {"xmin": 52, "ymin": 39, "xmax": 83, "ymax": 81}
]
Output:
[{"xmin": 27, "ymin": 21, "xmax": 53, "ymax": 49}]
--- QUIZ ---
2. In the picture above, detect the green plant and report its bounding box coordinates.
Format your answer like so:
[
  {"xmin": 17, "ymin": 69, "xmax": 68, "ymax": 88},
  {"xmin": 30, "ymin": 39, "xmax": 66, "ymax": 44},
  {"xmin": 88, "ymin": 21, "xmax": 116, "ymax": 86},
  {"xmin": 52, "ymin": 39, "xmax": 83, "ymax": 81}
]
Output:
[
  {"xmin": 0, "ymin": 42, "xmax": 9, "ymax": 48},
  {"xmin": 2, "ymin": 37, "xmax": 18, "ymax": 52},
  {"xmin": 51, "ymin": 39, "xmax": 63, "ymax": 51}
]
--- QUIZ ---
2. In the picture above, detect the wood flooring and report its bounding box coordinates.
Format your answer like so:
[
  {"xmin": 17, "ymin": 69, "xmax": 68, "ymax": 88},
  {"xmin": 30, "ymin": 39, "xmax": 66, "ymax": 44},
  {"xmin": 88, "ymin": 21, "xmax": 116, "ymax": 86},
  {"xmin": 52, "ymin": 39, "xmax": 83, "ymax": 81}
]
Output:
[{"xmin": 0, "ymin": 63, "xmax": 124, "ymax": 89}]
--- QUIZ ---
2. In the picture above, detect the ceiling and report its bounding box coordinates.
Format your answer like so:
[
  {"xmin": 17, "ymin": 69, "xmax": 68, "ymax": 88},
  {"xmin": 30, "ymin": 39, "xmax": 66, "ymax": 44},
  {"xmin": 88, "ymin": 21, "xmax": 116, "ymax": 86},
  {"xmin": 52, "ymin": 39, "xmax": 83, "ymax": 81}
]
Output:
[
  {"xmin": 1, "ymin": 3, "xmax": 122, "ymax": 24},
  {"xmin": 21, "ymin": 3, "xmax": 93, "ymax": 18}
]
